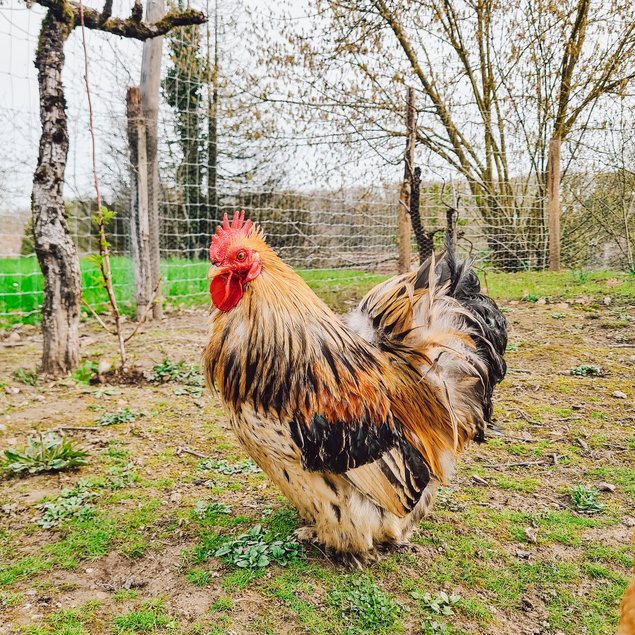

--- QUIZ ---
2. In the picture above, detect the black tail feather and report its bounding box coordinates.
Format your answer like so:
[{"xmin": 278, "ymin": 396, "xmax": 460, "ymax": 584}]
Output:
[{"xmin": 419, "ymin": 234, "xmax": 508, "ymax": 441}]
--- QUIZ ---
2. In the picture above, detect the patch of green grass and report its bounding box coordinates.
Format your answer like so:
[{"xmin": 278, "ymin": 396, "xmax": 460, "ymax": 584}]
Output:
[
  {"xmin": 186, "ymin": 567, "xmax": 212, "ymax": 586},
  {"xmin": 25, "ymin": 606, "xmax": 97, "ymax": 635},
  {"xmin": 113, "ymin": 589, "xmax": 139, "ymax": 602},
  {"xmin": 43, "ymin": 514, "xmax": 117, "ymax": 569},
  {"xmin": 210, "ymin": 597, "xmax": 233, "ymax": 612},
  {"xmin": 1, "ymin": 432, "xmax": 88, "ymax": 475},
  {"xmin": 495, "ymin": 475, "xmax": 541, "ymax": 493},
  {"xmin": 483, "ymin": 270, "xmax": 635, "ymax": 303},
  {"xmin": 113, "ymin": 599, "xmax": 176, "ymax": 633},
  {"xmin": 221, "ymin": 568, "xmax": 264, "ymax": 592},
  {"xmin": 0, "ymin": 555, "xmax": 51, "ymax": 586},
  {"xmin": 586, "ymin": 466, "xmax": 635, "ymax": 497}
]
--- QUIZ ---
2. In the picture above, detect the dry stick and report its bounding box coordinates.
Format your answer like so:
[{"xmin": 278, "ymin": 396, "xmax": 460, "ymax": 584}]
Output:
[
  {"xmin": 175, "ymin": 447, "xmax": 210, "ymax": 459},
  {"xmin": 79, "ymin": 1, "xmax": 126, "ymax": 369},
  {"xmin": 55, "ymin": 426, "xmax": 102, "ymax": 432},
  {"xmin": 80, "ymin": 298, "xmax": 116, "ymax": 336},
  {"xmin": 124, "ymin": 281, "xmax": 161, "ymax": 343},
  {"xmin": 484, "ymin": 460, "xmax": 547, "ymax": 470}
]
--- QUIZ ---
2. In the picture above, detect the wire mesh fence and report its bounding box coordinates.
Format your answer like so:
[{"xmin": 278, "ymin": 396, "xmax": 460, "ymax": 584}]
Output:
[{"xmin": 0, "ymin": 0, "xmax": 634, "ymax": 326}]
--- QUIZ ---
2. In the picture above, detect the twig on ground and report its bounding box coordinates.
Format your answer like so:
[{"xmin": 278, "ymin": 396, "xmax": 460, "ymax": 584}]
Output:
[
  {"xmin": 54, "ymin": 425, "xmax": 102, "ymax": 432},
  {"xmin": 484, "ymin": 460, "xmax": 547, "ymax": 470},
  {"xmin": 509, "ymin": 368, "xmax": 532, "ymax": 374},
  {"xmin": 175, "ymin": 447, "xmax": 210, "ymax": 459}
]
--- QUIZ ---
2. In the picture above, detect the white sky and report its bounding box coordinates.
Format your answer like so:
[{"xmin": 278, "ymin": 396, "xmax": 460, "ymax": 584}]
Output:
[{"xmin": 0, "ymin": 0, "xmax": 633, "ymax": 216}]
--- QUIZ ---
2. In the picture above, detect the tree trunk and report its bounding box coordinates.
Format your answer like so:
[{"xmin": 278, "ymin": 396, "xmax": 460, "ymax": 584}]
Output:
[
  {"xmin": 127, "ymin": 86, "xmax": 153, "ymax": 319},
  {"xmin": 32, "ymin": 11, "xmax": 81, "ymax": 376},
  {"xmin": 140, "ymin": 0, "xmax": 164, "ymax": 319},
  {"xmin": 547, "ymin": 137, "xmax": 561, "ymax": 272}
]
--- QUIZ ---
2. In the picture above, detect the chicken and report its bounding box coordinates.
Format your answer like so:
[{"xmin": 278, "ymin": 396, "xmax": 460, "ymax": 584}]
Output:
[{"xmin": 203, "ymin": 211, "xmax": 507, "ymax": 563}]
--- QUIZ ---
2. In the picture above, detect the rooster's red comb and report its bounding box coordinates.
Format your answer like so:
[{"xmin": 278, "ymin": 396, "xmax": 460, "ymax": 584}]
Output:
[{"xmin": 209, "ymin": 210, "xmax": 254, "ymax": 263}]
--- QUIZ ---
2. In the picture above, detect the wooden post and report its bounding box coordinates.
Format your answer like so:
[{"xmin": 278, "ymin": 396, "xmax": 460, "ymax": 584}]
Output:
[
  {"xmin": 126, "ymin": 86, "xmax": 153, "ymax": 320},
  {"xmin": 547, "ymin": 137, "xmax": 561, "ymax": 272},
  {"xmin": 140, "ymin": 0, "xmax": 164, "ymax": 319},
  {"xmin": 398, "ymin": 87, "xmax": 416, "ymax": 273}
]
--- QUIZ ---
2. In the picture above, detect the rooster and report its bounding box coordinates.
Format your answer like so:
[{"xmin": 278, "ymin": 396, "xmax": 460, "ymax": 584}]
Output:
[{"xmin": 203, "ymin": 211, "xmax": 507, "ymax": 564}]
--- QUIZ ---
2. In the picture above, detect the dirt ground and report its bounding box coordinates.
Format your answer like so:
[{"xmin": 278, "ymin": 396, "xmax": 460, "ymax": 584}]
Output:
[{"xmin": 0, "ymin": 297, "xmax": 633, "ymax": 635}]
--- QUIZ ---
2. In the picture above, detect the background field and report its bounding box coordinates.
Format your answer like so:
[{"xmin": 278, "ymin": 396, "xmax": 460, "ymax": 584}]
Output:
[
  {"xmin": 2, "ymin": 255, "xmax": 634, "ymax": 325},
  {"xmin": 0, "ymin": 274, "xmax": 633, "ymax": 634}
]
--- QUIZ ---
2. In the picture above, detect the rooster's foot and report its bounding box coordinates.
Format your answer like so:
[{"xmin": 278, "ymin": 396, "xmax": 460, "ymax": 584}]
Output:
[
  {"xmin": 293, "ymin": 526, "xmax": 317, "ymax": 543},
  {"xmin": 378, "ymin": 541, "xmax": 423, "ymax": 555},
  {"xmin": 335, "ymin": 549, "xmax": 378, "ymax": 570}
]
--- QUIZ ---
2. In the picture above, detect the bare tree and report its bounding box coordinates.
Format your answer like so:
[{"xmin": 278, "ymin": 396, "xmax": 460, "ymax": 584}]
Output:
[
  {"xmin": 29, "ymin": 0, "xmax": 205, "ymax": 375},
  {"xmin": 270, "ymin": 0, "xmax": 635, "ymax": 270}
]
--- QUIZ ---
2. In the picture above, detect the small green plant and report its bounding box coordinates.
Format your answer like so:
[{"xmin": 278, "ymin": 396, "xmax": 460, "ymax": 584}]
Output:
[
  {"xmin": 2, "ymin": 432, "xmax": 88, "ymax": 475},
  {"xmin": 106, "ymin": 463, "xmax": 138, "ymax": 489},
  {"xmin": 214, "ymin": 524, "xmax": 303, "ymax": 569},
  {"xmin": 198, "ymin": 458, "xmax": 260, "ymax": 475},
  {"xmin": 421, "ymin": 621, "xmax": 453, "ymax": 635},
  {"xmin": 12, "ymin": 368, "xmax": 38, "ymax": 386},
  {"xmin": 570, "ymin": 485, "xmax": 604, "ymax": 514},
  {"xmin": 36, "ymin": 482, "xmax": 97, "ymax": 529},
  {"xmin": 193, "ymin": 501, "xmax": 232, "ymax": 517},
  {"xmin": 571, "ymin": 270, "xmax": 589, "ymax": 284},
  {"xmin": 551, "ymin": 312, "xmax": 565, "ymax": 319},
  {"xmin": 150, "ymin": 359, "xmax": 204, "ymax": 396},
  {"xmin": 522, "ymin": 293, "xmax": 539, "ymax": 302},
  {"xmin": 411, "ymin": 591, "xmax": 461, "ymax": 616},
  {"xmin": 72, "ymin": 360, "xmax": 99, "ymax": 385},
  {"xmin": 570, "ymin": 364, "xmax": 605, "ymax": 377},
  {"xmin": 329, "ymin": 577, "xmax": 400, "ymax": 632},
  {"xmin": 98, "ymin": 407, "xmax": 137, "ymax": 426},
  {"xmin": 506, "ymin": 343, "xmax": 519, "ymax": 352}
]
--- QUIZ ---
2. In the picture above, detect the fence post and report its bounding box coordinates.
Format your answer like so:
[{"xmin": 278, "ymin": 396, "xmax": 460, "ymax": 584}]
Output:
[
  {"xmin": 140, "ymin": 0, "xmax": 164, "ymax": 319},
  {"xmin": 398, "ymin": 87, "xmax": 416, "ymax": 274},
  {"xmin": 547, "ymin": 137, "xmax": 561, "ymax": 272},
  {"xmin": 126, "ymin": 87, "xmax": 153, "ymax": 320}
]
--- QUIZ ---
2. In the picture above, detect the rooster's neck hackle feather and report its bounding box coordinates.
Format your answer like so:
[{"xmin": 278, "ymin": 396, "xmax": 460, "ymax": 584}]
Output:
[{"xmin": 204, "ymin": 234, "xmax": 459, "ymax": 481}]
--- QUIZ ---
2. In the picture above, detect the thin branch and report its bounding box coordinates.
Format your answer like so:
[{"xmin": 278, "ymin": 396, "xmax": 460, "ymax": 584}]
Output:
[
  {"xmin": 79, "ymin": 0, "xmax": 127, "ymax": 369},
  {"xmin": 81, "ymin": 299, "xmax": 116, "ymax": 335},
  {"xmin": 124, "ymin": 281, "xmax": 161, "ymax": 342}
]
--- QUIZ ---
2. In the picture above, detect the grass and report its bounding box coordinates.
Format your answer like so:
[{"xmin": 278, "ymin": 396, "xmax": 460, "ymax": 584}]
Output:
[
  {"xmin": 0, "ymin": 277, "xmax": 632, "ymax": 634},
  {"xmin": 0, "ymin": 255, "xmax": 387, "ymax": 325},
  {"xmin": 3, "ymin": 255, "xmax": 633, "ymax": 326}
]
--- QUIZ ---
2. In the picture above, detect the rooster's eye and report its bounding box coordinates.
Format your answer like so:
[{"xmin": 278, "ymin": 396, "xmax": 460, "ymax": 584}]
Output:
[{"xmin": 236, "ymin": 250, "xmax": 246, "ymax": 262}]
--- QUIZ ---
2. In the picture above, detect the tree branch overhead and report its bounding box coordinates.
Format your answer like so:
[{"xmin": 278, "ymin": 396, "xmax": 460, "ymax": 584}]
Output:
[{"xmin": 34, "ymin": 0, "xmax": 206, "ymax": 40}]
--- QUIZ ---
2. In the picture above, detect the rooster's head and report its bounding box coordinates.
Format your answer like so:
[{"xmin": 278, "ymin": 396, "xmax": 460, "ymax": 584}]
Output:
[{"xmin": 209, "ymin": 211, "xmax": 263, "ymax": 311}]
